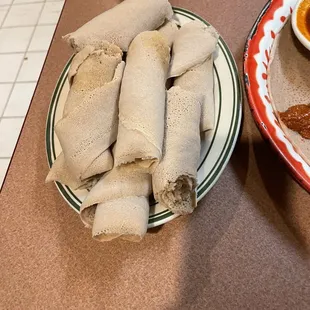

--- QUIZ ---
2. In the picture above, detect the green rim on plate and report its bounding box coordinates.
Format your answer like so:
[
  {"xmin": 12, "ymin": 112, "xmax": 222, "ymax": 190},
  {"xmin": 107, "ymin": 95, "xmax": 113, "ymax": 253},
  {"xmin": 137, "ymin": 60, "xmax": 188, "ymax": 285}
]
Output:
[{"xmin": 45, "ymin": 7, "xmax": 242, "ymax": 227}]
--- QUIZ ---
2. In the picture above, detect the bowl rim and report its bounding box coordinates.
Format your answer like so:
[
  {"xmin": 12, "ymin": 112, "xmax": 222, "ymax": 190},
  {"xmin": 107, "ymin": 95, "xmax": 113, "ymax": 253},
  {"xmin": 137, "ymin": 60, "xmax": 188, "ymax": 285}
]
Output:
[
  {"xmin": 291, "ymin": 0, "xmax": 310, "ymax": 51},
  {"xmin": 243, "ymin": 0, "xmax": 310, "ymax": 192}
]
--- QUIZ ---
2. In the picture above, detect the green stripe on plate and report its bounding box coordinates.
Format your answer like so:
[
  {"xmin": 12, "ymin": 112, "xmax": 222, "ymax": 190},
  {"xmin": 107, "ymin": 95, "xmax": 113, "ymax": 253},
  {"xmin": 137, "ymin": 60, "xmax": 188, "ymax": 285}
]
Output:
[{"xmin": 149, "ymin": 210, "xmax": 174, "ymax": 224}]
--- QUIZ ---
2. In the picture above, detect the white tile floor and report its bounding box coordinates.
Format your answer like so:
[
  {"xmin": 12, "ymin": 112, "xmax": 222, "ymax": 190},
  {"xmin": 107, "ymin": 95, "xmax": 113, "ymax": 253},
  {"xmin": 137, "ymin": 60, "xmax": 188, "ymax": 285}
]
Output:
[{"xmin": 0, "ymin": 0, "xmax": 64, "ymax": 188}]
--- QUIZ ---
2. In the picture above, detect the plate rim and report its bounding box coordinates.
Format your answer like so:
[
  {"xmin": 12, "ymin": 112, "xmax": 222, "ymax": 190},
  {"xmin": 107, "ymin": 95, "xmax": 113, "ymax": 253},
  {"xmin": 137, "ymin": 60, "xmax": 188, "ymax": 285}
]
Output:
[
  {"xmin": 243, "ymin": 0, "xmax": 310, "ymax": 192},
  {"xmin": 45, "ymin": 7, "xmax": 243, "ymax": 227}
]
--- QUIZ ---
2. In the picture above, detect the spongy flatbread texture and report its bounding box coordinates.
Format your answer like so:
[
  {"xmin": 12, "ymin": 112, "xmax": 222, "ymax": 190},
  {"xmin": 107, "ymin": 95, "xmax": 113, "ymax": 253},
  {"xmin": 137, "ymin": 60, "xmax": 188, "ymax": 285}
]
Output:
[
  {"xmin": 174, "ymin": 55, "xmax": 215, "ymax": 131},
  {"xmin": 64, "ymin": 43, "xmax": 122, "ymax": 115},
  {"xmin": 80, "ymin": 167, "xmax": 152, "ymax": 241},
  {"xmin": 46, "ymin": 152, "xmax": 85, "ymax": 189},
  {"xmin": 92, "ymin": 197, "xmax": 150, "ymax": 242},
  {"xmin": 268, "ymin": 20, "xmax": 310, "ymax": 164},
  {"xmin": 168, "ymin": 20, "xmax": 218, "ymax": 78},
  {"xmin": 47, "ymin": 44, "xmax": 124, "ymax": 187},
  {"xmin": 63, "ymin": 0, "xmax": 173, "ymax": 52},
  {"xmin": 113, "ymin": 31, "xmax": 170, "ymax": 172},
  {"xmin": 152, "ymin": 86, "xmax": 201, "ymax": 215},
  {"xmin": 157, "ymin": 20, "xmax": 179, "ymax": 47},
  {"xmin": 46, "ymin": 150, "xmax": 112, "ymax": 190}
]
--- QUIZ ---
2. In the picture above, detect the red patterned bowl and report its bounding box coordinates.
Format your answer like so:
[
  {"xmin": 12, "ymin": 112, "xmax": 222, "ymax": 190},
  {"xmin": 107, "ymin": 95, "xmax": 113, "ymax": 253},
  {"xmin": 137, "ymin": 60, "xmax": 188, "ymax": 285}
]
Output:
[{"xmin": 244, "ymin": 0, "xmax": 310, "ymax": 192}]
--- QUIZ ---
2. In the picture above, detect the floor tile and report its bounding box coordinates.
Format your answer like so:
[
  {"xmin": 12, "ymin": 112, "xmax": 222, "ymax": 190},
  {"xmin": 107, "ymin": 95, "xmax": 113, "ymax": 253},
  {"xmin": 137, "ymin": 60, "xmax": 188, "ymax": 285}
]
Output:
[
  {"xmin": 0, "ymin": 117, "xmax": 24, "ymax": 157},
  {"xmin": 28, "ymin": 25, "xmax": 55, "ymax": 51},
  {"xmin": 0, "ymin": 27, "xmax": 33, "ymax": 53},
  {"xmin": 4, "ymin": 82, "xmax": 36, "ymax": 116},
  {"xmin": 0, "ymin": 83, "xmax": 12, "ymax": 115},
  {"xmin": 0, "ymin": 53, "xmax": 24, "ymax": 82},
  {"xmin": 38, "ymin": 1, "xmax": 63, "ymax": 25},
  {"xmin": 13, "ymin": 0, "xmax": 44, "ymax": 3},
  {"xmin": 0, "ymin": 0, "xmax": 12, "ymax": 6},
  {"xmin": 3, "ymin": 2, "xmax": 43, "ymax": 27},
  {"xmin": 17, "ymin": 51, "xmax": 46, "ymax": 82},
  {"xmin": 0, "ymin": 157, "xmax": 10, "ymax": 188},
  {"xmin": 0, "ymin": 6, "xmax": 9, "ymax": 25}
]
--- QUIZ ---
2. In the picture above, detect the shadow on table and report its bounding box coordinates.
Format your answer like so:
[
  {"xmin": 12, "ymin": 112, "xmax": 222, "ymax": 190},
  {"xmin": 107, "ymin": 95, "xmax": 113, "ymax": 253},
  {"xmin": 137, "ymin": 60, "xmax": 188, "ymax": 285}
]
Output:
[
  {"xmin": 172, "ymin": 119, "xmax": 309, "ymax": 309},
  {"xmin": 253, "ymin": 137, "xmax": 310, "ymax": 253},
  {"xmin": 167, "ymin": 119, "xmax": 250, "ymax": 309},
  {"xmin": 45, "ymin": 115, "xmax": 309, "ymax": 309}
]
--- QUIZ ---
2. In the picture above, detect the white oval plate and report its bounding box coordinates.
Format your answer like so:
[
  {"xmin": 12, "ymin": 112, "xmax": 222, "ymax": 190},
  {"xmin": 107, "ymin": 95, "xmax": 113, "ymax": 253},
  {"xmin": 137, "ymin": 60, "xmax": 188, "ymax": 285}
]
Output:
[{"xmin": 46, "ymin": 8, "xmax": 242, "ymax": 228}]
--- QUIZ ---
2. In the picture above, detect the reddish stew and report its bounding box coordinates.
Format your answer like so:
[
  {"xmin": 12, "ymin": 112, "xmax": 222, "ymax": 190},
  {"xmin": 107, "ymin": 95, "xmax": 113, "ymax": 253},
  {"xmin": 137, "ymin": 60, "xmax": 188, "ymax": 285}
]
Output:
[{"xmin": 279, "ymin": 104, "xmax": 310, "ymax": 139}]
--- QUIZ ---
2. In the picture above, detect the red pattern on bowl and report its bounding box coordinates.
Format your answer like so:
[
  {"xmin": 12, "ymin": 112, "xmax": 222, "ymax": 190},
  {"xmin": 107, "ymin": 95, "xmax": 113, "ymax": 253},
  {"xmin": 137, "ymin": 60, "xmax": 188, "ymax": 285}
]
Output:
[{"xmin": 244, "ymin": 0, "xmax": 310, "ymax": 191}]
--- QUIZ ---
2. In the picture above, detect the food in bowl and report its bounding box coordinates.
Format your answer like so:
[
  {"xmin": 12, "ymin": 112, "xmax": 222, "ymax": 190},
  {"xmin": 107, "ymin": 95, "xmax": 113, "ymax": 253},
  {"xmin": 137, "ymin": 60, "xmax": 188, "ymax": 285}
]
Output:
[{"xmin": 279, "ymin": 104, "xmax": 310, "ymax": 139}]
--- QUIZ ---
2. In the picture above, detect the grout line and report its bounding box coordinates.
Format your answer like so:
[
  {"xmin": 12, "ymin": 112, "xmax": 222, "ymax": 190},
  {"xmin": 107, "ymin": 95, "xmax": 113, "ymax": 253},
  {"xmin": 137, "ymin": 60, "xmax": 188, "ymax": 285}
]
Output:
[
  {"xmin": 0, "ymin": 50, "xmax": 47, "ymax": 55},
  {"xmin": 0, "ymin": 157, "xmax": 11, "ymax": 159},
  {"xmin": 0, "ymin": 0, "xmax": 65, "ymax": 191},
  {"xmin": 8, "ymin": 1, "xmax": 45, "ymax": 6},
  {"xmin": 1, "ymin": 116, "xmax": 25, "ymax": 119},
  {"xmin": 0, "ymin": 2, "xmax": 12, "ymax": 28},
  {"xmin": 0, "ymin": 2, "xmax": 12, "ymax": 9},
  {"xmin": 0, "ymin": 0, "xmax": 64, "ymax": 7},
  {"xmin": 0, "ymin": 80, "xmax": 37, "ymax": 84},
  {"xmin": 1, "ymin": 22, "xmax": 56, "ymax": 29},
  {"xmin": 0, "ymin": 1, "xmax": 45, "ymax": 119},
  {"xmin": 1, "ymin": 24, "xmax": 37, "ymax": 28}
]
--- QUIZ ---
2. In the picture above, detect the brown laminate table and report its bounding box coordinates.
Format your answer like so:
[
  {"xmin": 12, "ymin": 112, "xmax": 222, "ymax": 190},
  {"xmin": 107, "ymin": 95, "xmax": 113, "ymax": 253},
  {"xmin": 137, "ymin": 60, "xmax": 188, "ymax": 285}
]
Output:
[{"xmin": 1, "ymin": 0, "xmax": 310, "ymax": 309}]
